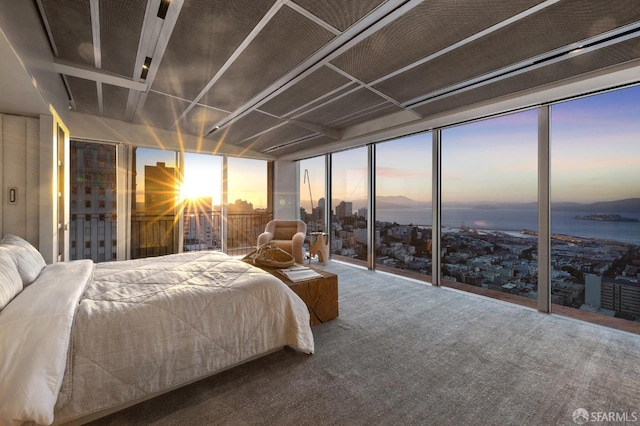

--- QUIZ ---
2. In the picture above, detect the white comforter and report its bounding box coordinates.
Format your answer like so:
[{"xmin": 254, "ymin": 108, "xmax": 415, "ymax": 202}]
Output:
[{"xmin": 0, "ymin": 252, "xmax": 314, "ymax": 425}]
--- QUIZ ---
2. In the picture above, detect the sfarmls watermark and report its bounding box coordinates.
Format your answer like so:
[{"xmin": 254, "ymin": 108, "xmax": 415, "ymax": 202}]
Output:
[{"xmin": 573, "ymin": 408, "xmax": 639, "ymax": 424}]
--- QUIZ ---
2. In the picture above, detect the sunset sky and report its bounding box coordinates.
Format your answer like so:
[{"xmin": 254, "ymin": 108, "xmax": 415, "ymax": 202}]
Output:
[{"xmin": 550, "ymin": 85, "xmax": 640, "ymax": 203}]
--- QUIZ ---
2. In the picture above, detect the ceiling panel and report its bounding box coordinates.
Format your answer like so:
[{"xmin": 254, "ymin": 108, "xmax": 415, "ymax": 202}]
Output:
[
  {"xmin": 151, "ymin": 0, "xmax": 276, "ymax": 100},
  {"xmin": 30, "ymin": 0, "xmax": 640, "ymax": 158},
  {"xmin": 209, "ymin": 111, "xmax": 283, "ymax": 145},
  {"xmin": 374, "ymin": 0, "xmax": 640, "ymax": 104},
  {"xmin": 200, "ymin": 6, "xmax": 336, "ymax": 112},
  {"xmin": 99, "ymin": 0, "xmax": 145, "ymax": 77},
  {"xmin": 260, "ymin": 66, "xmax": 352, "ymax": 117},
  {"xmin": 39, "ymin": 0, "xmax": 94, "ymax": 66},
  {"xmin": 135, "ymin": 91, "xmax": 192, "ymax": 130},
  {"xmin": 332, "ymin": 103, "xmax": 404, "ymax": 130},
  {"xmin": 102, "ymin": 85, "xmax": 129, "ymax": 122},
  {"xmin": 242, "ymin": 123, "xmax": 317, "ymax": 152},
  {"xmin": 67, "ymin": 76, "xmax": 99, "ymax": 116},
  {"xmin": 297, "ymin": 88, "xmax": 390, "ymax": 126},
  {"xmin": 330, "ymin": 0, "xmax": 546, "ymax": 84},
  {"xmin": 267, "ymin": 135, "xmax": 335, "ymax": 156},
  {"xmin": 177, "ymin": 105, "xmax": 228, "ymax": 137},
  {"xmin": 286, "ymin": 83, "xmax": 359, "ymax": 119},
  {"xmin": 291, "ymin": 0, "xmax": 387, "ymax": 31},
  {"xmin": 412, "ymin": 37, "xmax": 640, "ymax": 118}
]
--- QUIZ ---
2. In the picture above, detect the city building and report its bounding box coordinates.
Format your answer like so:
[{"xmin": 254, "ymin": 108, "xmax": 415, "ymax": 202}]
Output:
[
  {"xmin": 335, "ymin": 201, "xmax": 353, "ymax": 219},
  {"xmin": 183, "ymin": 197, "xmax": 217, "ymax": 251},
  {"xmin": 585, "ymin": 274, "xmax": 640, "ymax": 319},
  {"xmin": 69, "ymin": 141, "xmax": 117, "ymax": 261},
  {"xmin": 144, "ymin": 162, "xmax": 177, "ymax": 216}
]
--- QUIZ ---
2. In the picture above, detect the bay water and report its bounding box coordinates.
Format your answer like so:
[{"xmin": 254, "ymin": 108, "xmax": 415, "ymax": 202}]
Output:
[{"xmin": 375, "ymin": 207, "xmax": 640, "ymax": 245}]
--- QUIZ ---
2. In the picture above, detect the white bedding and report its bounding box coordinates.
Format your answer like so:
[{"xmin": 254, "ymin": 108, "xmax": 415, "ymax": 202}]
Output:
[
  {"xmin": 0, "ymin": 251, "xmax": 314, "ymax": 425},
  {"xmin": 0, "ymin": 260, "xmax": 94, "ymax": 426}
]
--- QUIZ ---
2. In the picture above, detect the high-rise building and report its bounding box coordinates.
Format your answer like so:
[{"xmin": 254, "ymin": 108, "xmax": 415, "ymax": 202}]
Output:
[
  {"xmin": 183, "ymin": 197, "xmax": 218, "ymax": 251},
  {"xmin": 145, "ymin": 162, "xmax": 177, "ymax": 216},
  {"xmin": 585, "ymin": 274, "xmax": 640, "ymax": 319},
  {"xmin": 69, "ymin": 141, "xmax": 117, "ymax": 262},
  {"xmin": 336, "ymin": 201, "xmax": 352, "ymax": 218}
]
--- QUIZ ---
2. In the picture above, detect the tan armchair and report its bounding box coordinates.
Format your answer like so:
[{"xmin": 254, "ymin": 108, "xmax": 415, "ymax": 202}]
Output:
[{"xmin": 257, "ymin": 220, "xmax": 307, "ymax": 264}]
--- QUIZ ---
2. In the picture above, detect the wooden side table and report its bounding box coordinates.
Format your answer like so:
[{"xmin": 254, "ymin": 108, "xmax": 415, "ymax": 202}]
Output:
[
  {"xmin": 309, "ymin": 231, "xmax": 329, "ymax": 265},
  {"xmin": 256, "ymin": 264, "xmax": 339, "ymax": 326},
  {"xmin": 285, "ymin": 269, "xmax": 338, "ymax": 326}
]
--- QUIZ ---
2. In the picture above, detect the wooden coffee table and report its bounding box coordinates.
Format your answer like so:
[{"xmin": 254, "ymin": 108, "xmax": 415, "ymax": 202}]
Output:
[{"xmin": 259, "ymin": 265, "xmax": 339, "ymax": 326}]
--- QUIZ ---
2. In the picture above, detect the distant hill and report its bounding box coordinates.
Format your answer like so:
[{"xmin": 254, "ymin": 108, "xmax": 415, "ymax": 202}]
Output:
[
  {"xmin": 340, "ymin": 195, "xmax": 430, "ymax": 210},
  {"xmin": 552, "ymin": 198, "xmax": 640, "ymax": 214},
  {"xmin": 335, "ymin": 196, "xmax": 640, "ymax": 214},
  {"xmin": 444, "ymin": 199, "xmax": 640, "ymax": 214}
]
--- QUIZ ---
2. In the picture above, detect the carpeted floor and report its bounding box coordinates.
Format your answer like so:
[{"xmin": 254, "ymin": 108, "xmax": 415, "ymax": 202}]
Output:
[{"xmin": 89, "ymin": 261, "xmax": 640, "ymax": 426}]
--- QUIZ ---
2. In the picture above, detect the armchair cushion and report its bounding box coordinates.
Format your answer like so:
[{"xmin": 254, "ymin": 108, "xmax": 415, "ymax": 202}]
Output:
[{"xmin": 257, "ymin": 220, "xmax": 307, "ymax": 264}]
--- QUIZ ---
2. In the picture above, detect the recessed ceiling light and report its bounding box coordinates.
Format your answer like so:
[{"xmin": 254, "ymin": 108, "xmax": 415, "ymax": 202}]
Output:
[
  {"xmin": 141, "ymin": 57, "xmax": 152, "ymax": 79},
  {"xmin": 158, "ymin": 0, "xmax": 171, "ymax": 19}
]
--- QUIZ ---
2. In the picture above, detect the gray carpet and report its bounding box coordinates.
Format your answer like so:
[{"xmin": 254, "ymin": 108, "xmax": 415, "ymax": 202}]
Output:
[{"xmin": 89, "ymin": 261, "xmax": 640, "ymax": 426}]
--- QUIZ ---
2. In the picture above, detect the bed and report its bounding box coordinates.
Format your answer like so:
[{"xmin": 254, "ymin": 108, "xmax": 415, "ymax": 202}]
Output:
[{"xmin": 0, "ymin": 234, "xmax": 314, "ymax": 426}]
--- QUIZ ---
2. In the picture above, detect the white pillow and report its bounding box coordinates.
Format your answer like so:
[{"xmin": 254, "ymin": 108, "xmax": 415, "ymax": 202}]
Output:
[
  {"xmin": 0, "ymin": 250, "xmax": 22, "ymax": 310},
  {"xmin": 0, "ymin": 234, "xmax": 46, "ymax": 286}
]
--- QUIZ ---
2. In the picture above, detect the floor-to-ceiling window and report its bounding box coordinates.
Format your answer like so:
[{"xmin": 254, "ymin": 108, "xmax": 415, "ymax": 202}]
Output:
[
  {"xmin": 290, "ymin": 86, "xmax": 639, "ymax": 332},
  {"xmin": 550, "ymin": 86, "xmax": 640, "ymax": 322},
  {"xmin": 182, "ymin": 153, "xmax": 222, "ymax": 251},
  {"xmin": 69, "ymin": 140, "xmax": 117, "ymax": 262},
  {"xmin": 441, "ymin": 110, "xmax": 538, "ymax": 301},
  {"xmin": 131, "ymin": 148, "xmax": 179, "ymax": 259},
  {"xmin": 331, "ymin": 147, "xmax": 368, "ymax": 260},
  {"xmin": 375, "ymin": 133, "xmax": 432, "ymax": 275},
  {"xmin": 226, "ymin": 157, "xmax": 272, "ymax": 256}
]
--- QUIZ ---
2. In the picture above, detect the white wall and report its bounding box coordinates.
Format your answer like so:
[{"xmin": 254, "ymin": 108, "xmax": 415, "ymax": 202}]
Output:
[{"xmin": 0, "ymin": 114, "xmax": 41, "ymax": 246}]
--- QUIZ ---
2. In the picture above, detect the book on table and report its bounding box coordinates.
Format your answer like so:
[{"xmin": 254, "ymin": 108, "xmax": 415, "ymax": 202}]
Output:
[{"xmin": 277, "ymin": 265, "xmax": 322, "ymax": 282}]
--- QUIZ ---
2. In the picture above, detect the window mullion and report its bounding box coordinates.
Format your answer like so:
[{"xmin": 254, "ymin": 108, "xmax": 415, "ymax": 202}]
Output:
[{"xmin": 538, "ymin": 105, "xmax": 551, "ymax": 313}]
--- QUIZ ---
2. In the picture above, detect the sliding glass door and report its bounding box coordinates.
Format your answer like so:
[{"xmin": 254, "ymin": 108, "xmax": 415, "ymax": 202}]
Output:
[
  {"xmin": 182, "ymin": 153, "xmax": 223, "ymax": 251},
  {"xmin": 69, "ymin": 140, "xmax": 118, "ymax": 262},
  {"xmin": 226, "ymin": 157, "xmax": 272, "ymax": 256},
  {"xmin": 130, "ymin": 148, "xmax": 179, "ymax": 259}
]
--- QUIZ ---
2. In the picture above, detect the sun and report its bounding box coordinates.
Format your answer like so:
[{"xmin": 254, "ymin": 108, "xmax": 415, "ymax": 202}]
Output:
[
  {"xmin": 181, "ymin": 168, "xmax": 215, "ymax": 202},
  {"xmin": 181, "ymin": 154, "xmax": 224, "ymax": 205}
]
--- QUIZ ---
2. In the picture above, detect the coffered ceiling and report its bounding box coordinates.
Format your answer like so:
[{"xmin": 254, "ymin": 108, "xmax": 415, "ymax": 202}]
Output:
[{"xmin": 35, "ymin": 0, "xmax": 640, "ymax": 158}]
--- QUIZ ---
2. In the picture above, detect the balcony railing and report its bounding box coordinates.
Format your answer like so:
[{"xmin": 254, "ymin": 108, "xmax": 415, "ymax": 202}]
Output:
[
  {"xmin": 226, "ymin": 212, "xmax": 272, "ymax": 257},
  {"xmin": 126, "ymin": 211, "xmax": 272, "ymax": 260},
  {"xmin": 130, "ymin": 214, "xmax": 178, "ymax": 259},
  {"xmin": 71, "ymin": 211, "xmax": 273, "ymax": 262}
]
